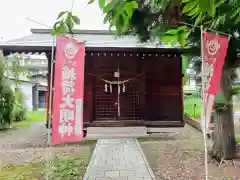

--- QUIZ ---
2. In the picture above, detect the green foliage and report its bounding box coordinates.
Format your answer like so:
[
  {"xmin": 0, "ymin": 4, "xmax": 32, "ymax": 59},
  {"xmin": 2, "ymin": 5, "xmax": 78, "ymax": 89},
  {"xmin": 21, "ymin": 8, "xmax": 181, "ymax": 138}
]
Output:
[
  {"xmin": 102, "ymin": 0, "xmax": 138, "ymax": 35},
  {"xmin": 0, "ymin": 51, "xmax": 15, "ymax": 126},
  {"xmin": 182, "ymin": 55, "xmax": 190, "ymax": 84},
  {"xmin": 47, "ymin": 156, "xmax": 88, "ymax": 180},
  {"xmin": 54, "ymin": 0, "xmax": 138, "ymax": 36},
  {"xmin": 12, "ymin": 88, "xmax": 26, "ymax": 122},
  {"xmin": 52, "ymin": 0, "xmax": 240, "ymax": 113},
  {"xmin": 0, "ymin": 51, "xmax": 28, "ymax": 127},
  {"xmin": 161, "ymin": 26, "xmax": 190, "ymax": 47},
  {"xmin": 52, "ymin": 11, "xmax": 80, "ymax": 35},
  {"xmin": 0, "ymin": 156, "xmax": 90, "ymax": 180}
]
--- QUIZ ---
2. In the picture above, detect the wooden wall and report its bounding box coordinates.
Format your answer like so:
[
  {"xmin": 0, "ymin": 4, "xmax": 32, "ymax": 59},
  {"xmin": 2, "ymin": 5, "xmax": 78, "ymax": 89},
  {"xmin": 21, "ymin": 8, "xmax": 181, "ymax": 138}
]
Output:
[
  {"xmin": 84, "ymin": 51, "xmax": 183, "ymax": 126},
  {"xmin": 46, "ymin": 50, "xmax": 184, "ymax": 128}
]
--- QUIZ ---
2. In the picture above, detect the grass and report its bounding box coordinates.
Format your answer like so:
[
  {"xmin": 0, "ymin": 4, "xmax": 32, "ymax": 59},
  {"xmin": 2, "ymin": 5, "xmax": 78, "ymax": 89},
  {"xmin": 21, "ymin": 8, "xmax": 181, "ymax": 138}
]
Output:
[
  {"xmin": 54, "ymin": 140, "xmax": 97, "ymax": 147},
  {"xmin": 0, "ymin": 155, "xmax": 90, "ymax": 180},
  {"xmin": 12, "ymin": 110, "xmax": 46, "ymax": 129},
  {"xmin": 237, "ymin": 135, "xmax": 240, "ymax": 143},
  {"xmin": 234, "ymin": 105, "xmax": 240, "ymax": 110},
  {"xmin": 137, "ymin": 138, "xmax": 162, "ymax": 142},
  {"xmin": 26, "ymin": 110, "xmax": 47, "ymax": 122},
  {"xmin": 184, "ymin": 96, "xmax": 202, "ymax": 119}
]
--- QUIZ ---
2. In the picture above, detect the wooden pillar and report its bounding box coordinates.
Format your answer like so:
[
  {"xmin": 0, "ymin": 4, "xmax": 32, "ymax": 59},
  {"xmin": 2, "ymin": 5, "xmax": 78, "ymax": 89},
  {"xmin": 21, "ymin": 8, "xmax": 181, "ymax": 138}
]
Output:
[
  {"xmin": 140, "ymin": 53, "xmax": 146, "ymax": 121},
  {"xmin": 36, "ymin": 83, "xmax": 39, "ymax": 110},
  {"xmin": 46, "ymin": 53, "xmax": 52, "ymax": 125}
]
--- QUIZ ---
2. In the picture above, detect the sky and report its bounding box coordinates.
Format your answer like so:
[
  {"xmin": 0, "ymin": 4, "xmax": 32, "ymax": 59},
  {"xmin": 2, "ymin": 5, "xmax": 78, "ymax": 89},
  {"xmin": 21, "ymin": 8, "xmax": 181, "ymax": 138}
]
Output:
[{"xmin": 0, "ymin": 0, "xmax": 109, "ymax": 41}]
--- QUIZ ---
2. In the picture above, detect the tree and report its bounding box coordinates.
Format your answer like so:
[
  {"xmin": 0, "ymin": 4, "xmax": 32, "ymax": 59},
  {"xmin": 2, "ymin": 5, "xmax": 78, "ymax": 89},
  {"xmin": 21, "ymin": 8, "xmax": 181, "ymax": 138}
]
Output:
[
  {"xmin": 0, "ymin": 50, "xmax": 15, "ymax": 128},
  {"xmin": 53, "ymin": 0, "xmax": 240, "ymax": 161},
  {"xmin": 0, "ymin": 52, "xmax": 27, "ymax": 127}
]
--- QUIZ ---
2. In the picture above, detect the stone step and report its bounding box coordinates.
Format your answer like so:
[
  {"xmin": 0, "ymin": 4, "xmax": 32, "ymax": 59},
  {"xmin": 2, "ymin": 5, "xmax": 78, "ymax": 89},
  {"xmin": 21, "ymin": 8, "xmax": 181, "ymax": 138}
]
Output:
[
  {"xmin": 85, "ymin": 134, "xmax": 148, "ymax": 139},
  {"xmin": 87, "ymin": 127, "xmax": 147, "ymax": 134}
]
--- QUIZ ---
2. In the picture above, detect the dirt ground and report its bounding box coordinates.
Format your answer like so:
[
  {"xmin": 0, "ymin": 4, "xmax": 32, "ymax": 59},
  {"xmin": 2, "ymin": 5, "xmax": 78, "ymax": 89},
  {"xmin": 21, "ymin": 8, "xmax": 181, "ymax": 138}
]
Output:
[
  {"xmin": 1, "ymin": 120, "xmax": 240, "ymax": 180},
  {"xmin": 0, "ymin": 121, "xmax": 95, "ymax": 179},
  {"xmin": 140, "ymin": 124, "xmax": 240, "ymax": 180}
]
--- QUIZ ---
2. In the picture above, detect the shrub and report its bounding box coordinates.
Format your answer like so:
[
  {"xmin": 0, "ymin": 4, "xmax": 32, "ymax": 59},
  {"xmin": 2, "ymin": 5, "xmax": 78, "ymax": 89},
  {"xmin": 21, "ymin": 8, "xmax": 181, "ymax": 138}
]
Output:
[
  {"xmin": 12, "ymin": 90, "xmax": 26, "ymax": 122},
  {"xmin": 0, "ymin": 50, "xmax": 26, "ymax": 127},
  {"xmin": 47, "ymin": 156, "xmax": 87, "ymax": 180},
  {"xmin": 0, "ymin": 51, "xmax": 15, "ymax": 127},
  {"xmin": 0, "ymin": 85, "xmax": 15, "ymax": 125}
]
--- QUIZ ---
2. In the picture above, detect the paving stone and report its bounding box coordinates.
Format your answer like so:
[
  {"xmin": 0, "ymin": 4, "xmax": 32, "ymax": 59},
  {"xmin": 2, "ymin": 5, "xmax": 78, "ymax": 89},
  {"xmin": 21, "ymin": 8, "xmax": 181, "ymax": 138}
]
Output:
[
  {"xmin": 119, "ymin": 170, "xmax": 135, "ymax": 177},
  {"xmin": 105, "ymin": 170, "xmax": 120, "ymax": 177},
  {"xmin": 130, "ymin": 177, "xmax": 145, "ymax": 180},
  {"xmin": 95, "ymin": 177, "xmax": 112, "ymax": 180},
  {"xmin": 111, "ymin": 177, "xmax": 128, "ymax": 180},
  {"xmin": 83, "ymin": 138, "xmax": 155, "ymax": 180}
]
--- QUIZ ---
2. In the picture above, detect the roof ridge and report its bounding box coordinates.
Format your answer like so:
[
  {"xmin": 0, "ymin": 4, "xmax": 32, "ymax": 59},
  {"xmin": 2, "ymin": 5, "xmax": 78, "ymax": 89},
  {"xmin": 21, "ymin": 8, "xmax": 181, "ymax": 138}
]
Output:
[{"xmin": 31, "ymin": 29, "xmax": 116, "ymax": 35}]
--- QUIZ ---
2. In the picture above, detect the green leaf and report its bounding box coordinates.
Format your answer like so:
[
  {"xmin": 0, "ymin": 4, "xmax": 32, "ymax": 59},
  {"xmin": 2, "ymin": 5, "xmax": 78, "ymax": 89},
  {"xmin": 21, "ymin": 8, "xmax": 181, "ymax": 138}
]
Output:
[
  {"xmin": 231, "ymin": 7, "xmax": 240, "ymax": 18},
  {"xmin": 208, "ymin": 0, "xmax": 216, "ymax": 17},
  {"xmin": 57, "ymin": 11, "xmax": 68, "ymax": 19},
  {"xmin": 57, "ymin": 22, "xmax": 68, "ymax": 34},
  {"xmin": 98, "ymin": 0, "xmax": 105, "ymax": 9},
  {"xmin": 161, "ymin": 34, "xmax": 179, "ymax": 46},
  {"xmin": 123, "ymin": 3, "xmax": 134, "ymax": 17},
  {"xmin": 216, "ymin": 0, "xmax": 225, "ymax": 7},
  {"xmin": 115, "ymin": 14, "xmax": 124, "ymax": 35},
  {"xmin": 194, "ymin": 13, "xmax": 203, "ymax": 25},
  {"xmin": 72, "ymin": 15, "xmax": 80, "ymax": 25},
  {"xmin": 219, "ymin": 14, "xmax": 226, "ymax": 25},
  {"xmin": 235, "ymin": 16, "xmax": 240, "ymax": 24},
  {"xmin": 187, "ymin": 5, "xmax": 199, "ymax": 16},
  {"xmin": 66, "ymin": 13, "xmax": 74, "ymax": 31},
  {"xmin": 121, "ymin": 12, "xmax": 129, "ymax": 29},
  {"xmin": 88, "ymin": 0, "xmax": 95, "ymax": 4},
  {"xmin": 204, "ymin": 19, "xmax": 213, "ymax": 25},
  {"xmin": 52, "ymin": 21, "xmax": 61, "ymax": 35},
  {"xmin": 103, "ymin": 13, "xmax": 112, "ymax": 24},
  {"xmin": 103, "ymin": 1, "xmax": 115, "ymax": 13},
  {"xmin": 198, "ymin": 0, "xmax": 209, "ymax": 12},
  {"xmin": 178, "ymin": 30, "xmax": 190, "ymax": 47},
  {"xmin": 182, "ymin": 0, "xmax": 192, "ymax": 3},
  {"xmin": 165, "ymin": 28, "xmax": 180, "ymax": 35},
  {"xmin": 182, "ymin": 0, "xmax": 199, "ymax": 14},
  {"xmin": 129, "ymin": 1, "xmax": 138, "ymax": 8}
]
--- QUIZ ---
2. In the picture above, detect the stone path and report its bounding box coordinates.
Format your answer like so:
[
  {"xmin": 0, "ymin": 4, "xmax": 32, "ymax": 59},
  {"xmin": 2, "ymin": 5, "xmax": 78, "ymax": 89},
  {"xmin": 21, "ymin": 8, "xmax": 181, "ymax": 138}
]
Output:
[{"xmin": 83, "ymin": 138, "xmax": 156, "ymax": 180}]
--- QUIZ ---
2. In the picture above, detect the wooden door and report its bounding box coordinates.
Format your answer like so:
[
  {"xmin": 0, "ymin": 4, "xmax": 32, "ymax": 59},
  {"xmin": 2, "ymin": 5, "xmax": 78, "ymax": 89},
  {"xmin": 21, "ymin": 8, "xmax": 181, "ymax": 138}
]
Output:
[
  {"xmin": 92, "ymin": 53, "xmax": 118, "ymax": 121},
  {"xmin": 94, "ymin": 75, "xmax": 118, "ymax": 121},
  {"xmin": 118, "ymin": 78, "xmax": 141, "ymax": 120},
  {"xmin": 92, "ymin": 52, "xmax": 142, "ymax": 122},
  {"xmin": 117, "ymin": 54, "xmax": 142, "ymax": 121}
]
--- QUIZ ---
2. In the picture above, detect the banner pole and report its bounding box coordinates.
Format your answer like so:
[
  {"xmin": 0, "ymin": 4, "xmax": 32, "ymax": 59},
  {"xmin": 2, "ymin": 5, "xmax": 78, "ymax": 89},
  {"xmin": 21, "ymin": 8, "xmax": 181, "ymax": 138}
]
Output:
[
  {"xmin": 200, "ymin": 25, "xmax": 209, "ymax": 180},
  {"xmin": 45, "ymin": 36, "xmax": 55, "ymax": 180}
]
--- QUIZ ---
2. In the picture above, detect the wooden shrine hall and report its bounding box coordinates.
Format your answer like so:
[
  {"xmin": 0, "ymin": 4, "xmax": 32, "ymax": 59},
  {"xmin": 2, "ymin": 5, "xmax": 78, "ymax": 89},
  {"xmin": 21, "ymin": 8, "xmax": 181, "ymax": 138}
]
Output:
[{"xmin": 0, "ymin": 29, "xmax": 186, "ymax": 132}]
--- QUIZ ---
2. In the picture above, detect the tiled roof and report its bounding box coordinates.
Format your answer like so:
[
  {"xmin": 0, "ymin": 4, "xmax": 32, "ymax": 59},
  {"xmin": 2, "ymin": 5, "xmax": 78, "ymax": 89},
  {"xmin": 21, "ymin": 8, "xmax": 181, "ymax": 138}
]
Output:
[{"xmin": 0, "ymin": 29, "xmax": 179, "ymax": 48}]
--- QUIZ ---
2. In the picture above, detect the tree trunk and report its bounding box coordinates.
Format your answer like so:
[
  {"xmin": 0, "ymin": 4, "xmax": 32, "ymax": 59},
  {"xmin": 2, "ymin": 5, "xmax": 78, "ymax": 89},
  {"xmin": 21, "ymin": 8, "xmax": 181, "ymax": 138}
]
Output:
[
  {"xmin": 212, "ymin": 111, "xmax": 236, "ymax": 160},
  {"xmin": 211, "ymin": 72, "xmax": 236, "ymax": 161}
]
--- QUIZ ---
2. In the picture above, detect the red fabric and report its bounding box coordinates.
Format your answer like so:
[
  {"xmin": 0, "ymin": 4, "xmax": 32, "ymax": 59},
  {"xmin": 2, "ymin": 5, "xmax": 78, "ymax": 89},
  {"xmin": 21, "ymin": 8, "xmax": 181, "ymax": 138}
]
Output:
[
  {"xmin": 52, "ymin": 36, "xmax": 85, "ymax": 144},
  {"xmin": 201, "ymin": 32, "xmax": 229, "ymax": 132},
  {"xmin": 203, "ymin": 32, "xmax": 229, "ymax": 95}
]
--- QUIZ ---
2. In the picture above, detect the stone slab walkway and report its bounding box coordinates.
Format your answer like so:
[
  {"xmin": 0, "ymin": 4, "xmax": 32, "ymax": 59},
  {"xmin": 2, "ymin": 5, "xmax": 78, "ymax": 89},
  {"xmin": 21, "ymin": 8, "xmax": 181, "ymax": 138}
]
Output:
[{"xmin": 83, "ymin": 138, "xmax": 156, "ymax": 180}]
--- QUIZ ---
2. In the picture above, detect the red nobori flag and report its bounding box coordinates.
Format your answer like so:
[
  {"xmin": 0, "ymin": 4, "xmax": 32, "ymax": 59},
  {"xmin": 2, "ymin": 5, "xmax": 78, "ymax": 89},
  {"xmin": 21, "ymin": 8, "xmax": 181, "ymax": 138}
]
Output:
[
  {"xmin": 52, "ymin": 36, "xmax": 85, "ymax": 144},
  {"xmin": 201, "ymin": 32, "xmax": 229, "ymax": 132}
]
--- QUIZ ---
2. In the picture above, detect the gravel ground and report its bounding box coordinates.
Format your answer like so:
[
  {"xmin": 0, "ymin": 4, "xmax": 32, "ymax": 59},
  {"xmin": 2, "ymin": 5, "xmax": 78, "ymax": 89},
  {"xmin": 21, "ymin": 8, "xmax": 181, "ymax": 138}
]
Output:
[
  {"xmin": 1, "ymin": 120, "xmax": 240, "ymax": 180},
  {"xmin": 0, "ymin": 121, "xmax": 95, "ymax": 166},
  {"xmin": 140, "ymin": 124, "xmax": 240, "ymax": 180}
]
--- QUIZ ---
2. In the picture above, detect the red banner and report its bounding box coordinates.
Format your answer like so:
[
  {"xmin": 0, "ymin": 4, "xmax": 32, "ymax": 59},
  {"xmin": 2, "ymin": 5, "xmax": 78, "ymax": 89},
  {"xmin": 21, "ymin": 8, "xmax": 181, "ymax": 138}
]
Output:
[
  {"xmin": 201, "ymin": 32, "xmax": 229, "ymax": 132},
  {"xmin": 52, "ymin": 36, "xmax": 85, "ymax": 144}
]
